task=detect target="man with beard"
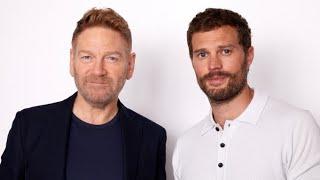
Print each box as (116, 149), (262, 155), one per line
(0, 8), (166, 180)
(172, 8), (320, 180)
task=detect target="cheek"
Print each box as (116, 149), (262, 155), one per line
(75, 63), (91, 73)
(108, 66), (127, 79)
(117, 63), (130, 74)
(192, 63), (207, 77)
(74, 67), (90, 82)
(223, 59), (243, 73)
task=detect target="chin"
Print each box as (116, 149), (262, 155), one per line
(206, 85), (227, 93)
(87, 96), (114, 107)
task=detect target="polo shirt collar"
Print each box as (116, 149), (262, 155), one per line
(201, 112), (217, 135)
(234, 90), (268, 125)
(201, 90), (268, 135)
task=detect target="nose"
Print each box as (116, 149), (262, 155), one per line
(208, 54), (222, 70)
(92, 59), (106, 76)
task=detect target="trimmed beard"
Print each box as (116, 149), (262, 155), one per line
(74, 73), (125, 109)
(198, 59), (249, 104)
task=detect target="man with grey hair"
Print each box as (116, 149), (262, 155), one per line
(0, 8), (166, 180)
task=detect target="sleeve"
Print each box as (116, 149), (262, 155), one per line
(156, 128), (167, 180)
(287, 111), (320, 180)
(172, 139), (180, 180)
(0, 111), (26, 180)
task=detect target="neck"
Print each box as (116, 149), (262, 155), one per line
(72, 94), (118, 125)
(210, 85), (254, 129)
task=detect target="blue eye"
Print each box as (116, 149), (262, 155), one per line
(80, 55), (92, 62)
(105, 55), (120, 62)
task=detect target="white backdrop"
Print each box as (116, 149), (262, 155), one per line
(1, 0), (319, 179)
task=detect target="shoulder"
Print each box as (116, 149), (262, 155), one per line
(119, 103), (166, 136)
(175, 116), (208, 148)
(172, 116), (208, 170)
(18, 95), (72, 117)
(262, 97), (319, 138)
(264, 97), (316, 125)
(13, 94), (75, 129)
(19, 100), (67, 117)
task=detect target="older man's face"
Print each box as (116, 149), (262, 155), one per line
(70, 26), (135, 107)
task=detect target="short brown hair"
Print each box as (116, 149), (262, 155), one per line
(187, 8), (251, 58)
(72, 8), (132, 50)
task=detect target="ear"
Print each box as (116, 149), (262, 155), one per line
(70, 48), (75, 77)
(246, 46), (254, 68)
(126, 52), (136, 80)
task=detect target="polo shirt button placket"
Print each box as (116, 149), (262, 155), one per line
(218, 142), (225, 171)
(216, 125), (226, 180)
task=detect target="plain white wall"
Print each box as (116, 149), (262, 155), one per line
(1, 0), (319, 179)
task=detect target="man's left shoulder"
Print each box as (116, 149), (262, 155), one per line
(121, 104), (166, 134)
(264, 97), (318, 129)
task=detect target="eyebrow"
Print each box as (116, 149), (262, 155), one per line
(104, 51), (123, 57)
(193, 44), (237, 54)
(193, 48), (209, 55)
(78, 50), (123, 57)
(78, 50), (93, 55)
(217, 44), (235, 49)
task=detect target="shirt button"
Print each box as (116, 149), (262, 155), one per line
(218, 163), (223, 168)
(215, 127), (220, 131)
(220, 143), (225, 148)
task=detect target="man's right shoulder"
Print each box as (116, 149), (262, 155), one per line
(176, 116), (209, 147)
(20, 100), (65, 114)
(13, 94), (75, 128)
(172, 116), (209, 173)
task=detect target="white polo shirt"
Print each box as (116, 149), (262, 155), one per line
(172, 91), (320, 180)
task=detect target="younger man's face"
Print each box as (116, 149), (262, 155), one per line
(191, 25), (254, 103)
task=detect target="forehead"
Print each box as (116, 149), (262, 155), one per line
(192, 26), (240, 49)
(74, 26), (129, 52)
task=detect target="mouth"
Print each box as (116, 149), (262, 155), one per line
(87, 82), (109, 86)
(89, 82), (107, 84)
(205, 75), (228, 87)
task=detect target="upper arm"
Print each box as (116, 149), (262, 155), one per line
(287, 111), (320, 180)
(172, 139), (181, 180)
(156, 128), (167, 180)
(0, 111), (26, 180)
